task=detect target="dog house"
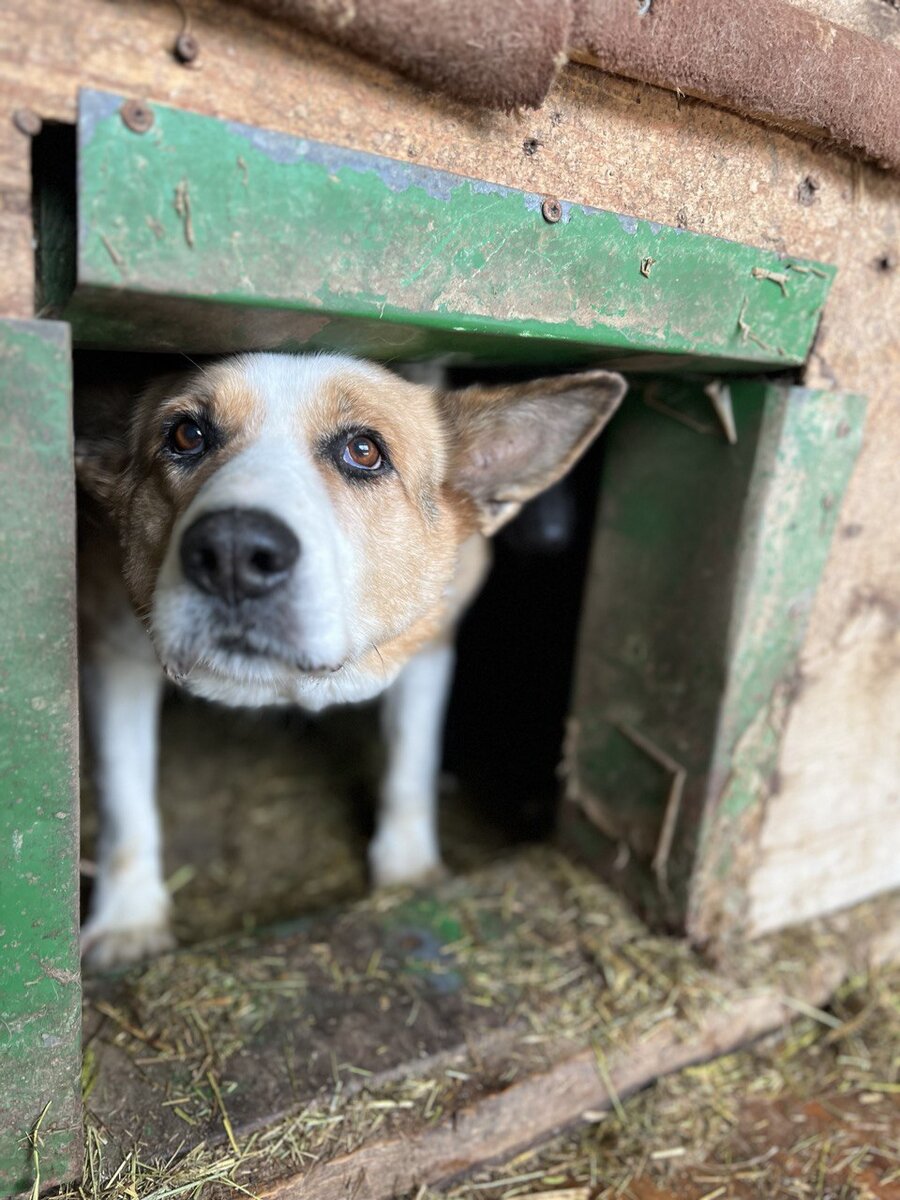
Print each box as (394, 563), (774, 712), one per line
(1, 1), (899, 1195)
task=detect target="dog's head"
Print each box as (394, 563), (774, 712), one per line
(77, 353), (625, 707)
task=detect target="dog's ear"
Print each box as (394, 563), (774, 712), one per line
(74, 436), (128, 507)
(443, 370), (626, 535)
(73, 372), (181, 506)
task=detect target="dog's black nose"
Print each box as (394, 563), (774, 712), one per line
(180, 508), (300, 603)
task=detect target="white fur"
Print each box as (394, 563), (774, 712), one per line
(80, 616), (172, 967)
(369, 640), (455, 886)
(81, 353), (619, 966)
(153, 358), (356, 698)
(84, 354), (451, 965)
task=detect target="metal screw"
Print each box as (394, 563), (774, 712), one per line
(541, 197), (562, 224)
(12, 108), (42, 137)
(174, 32), (199, 63)
(120, 99), (154, 134)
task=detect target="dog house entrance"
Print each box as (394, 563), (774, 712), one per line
(3, 88), (876, 1198)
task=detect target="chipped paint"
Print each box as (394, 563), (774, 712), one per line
(564, 382), (866, 938)
(70, 89), (834, 366)
(0, 319), (81, 1195)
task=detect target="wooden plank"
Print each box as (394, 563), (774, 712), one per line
(78, 850), (899, 1198)
(745, 588), (900, 934)
(61, 89), (833, 366)
(0, 93), (37, 318)
(0, 318), (81, 1195)
(560, 383), (868, 938)
(258, 992), (840, 1200)
(256, 888), (900, 1199)
(688, 387), (871, 941)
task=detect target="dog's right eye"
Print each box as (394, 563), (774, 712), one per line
(167, 418), (207, 457)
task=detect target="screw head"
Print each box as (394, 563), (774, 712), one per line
(541, 197), (562, 224)
(12, 108), (42, 137)
(174, 32), (199, 63)
(120, 99), (154, 134)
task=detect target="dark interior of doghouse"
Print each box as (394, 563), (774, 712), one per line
(74, 351), (609, 947)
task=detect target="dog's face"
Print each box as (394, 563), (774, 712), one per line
(78, 354), (625, 708)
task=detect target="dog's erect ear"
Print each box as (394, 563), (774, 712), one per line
(74, 437), (128, 507)
(443, 370), (627, 536)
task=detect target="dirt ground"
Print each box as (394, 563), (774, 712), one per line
(73, 696), (899, 1200)
(80, 692), (514, 943)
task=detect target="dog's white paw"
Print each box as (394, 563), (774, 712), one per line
(81, 919), (175, 970)
(81, 871), (174, 970)
(369, 819), (444, 888)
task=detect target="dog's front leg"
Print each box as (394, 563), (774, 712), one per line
(80, 645), (173, 968)
(369, 639), (455, 887)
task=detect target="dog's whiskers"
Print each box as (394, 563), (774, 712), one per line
(178, 352), (215, 385)
(371, 643), (387, 680)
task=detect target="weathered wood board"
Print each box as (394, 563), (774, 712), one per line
(76, 850), (900, 1200)
(0, 319), (82, 1195)
(561, 382), (878, 942)
(53, 89), (833, 371)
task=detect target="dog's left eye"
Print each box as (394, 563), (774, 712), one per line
(167, 418), (207, 457)
(342, 435), (383, 471)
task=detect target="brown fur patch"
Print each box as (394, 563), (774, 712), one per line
(80, 355), (624, 688)
(302, 367), (464, 649)
(111, 363), (271, 613)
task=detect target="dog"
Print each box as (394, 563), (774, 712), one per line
(75, 353), (626, 967)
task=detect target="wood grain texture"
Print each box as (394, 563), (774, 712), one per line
(0, 109), (35, 318)
(562, 384), (872, 939)
(67, 88), (833, 366)
(258, 902), (900, 1200)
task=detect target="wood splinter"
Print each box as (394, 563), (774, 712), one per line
(614, 722), (687, 895)
(704, 381), (738, 445)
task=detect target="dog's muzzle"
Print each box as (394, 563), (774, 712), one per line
(180, 507), (300, 605)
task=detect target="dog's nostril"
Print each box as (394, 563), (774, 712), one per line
(250, 548), (278, 574)
(181, 508), (300, 602)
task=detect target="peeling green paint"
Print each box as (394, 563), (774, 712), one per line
(688, 389), (867, 939)
(562, 384), (866, 938)
(0, 320), (82, 1194)
(63, 90), (834, 366)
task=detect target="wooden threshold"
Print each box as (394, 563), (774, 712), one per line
(79, 849), (900, 1200)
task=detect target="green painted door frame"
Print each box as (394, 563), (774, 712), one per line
(40, 90), (833, 369)
(561, 382), (866, 939)
(0, 319), (82, 1195)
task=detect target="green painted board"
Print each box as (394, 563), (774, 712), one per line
(561, 383), (866, 937)
(61, 89), (834, 367)
(0, 320), (82, 1194)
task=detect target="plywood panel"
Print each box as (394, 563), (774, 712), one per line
(747, 597), (900, 933)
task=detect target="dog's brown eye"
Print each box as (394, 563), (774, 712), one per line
(169, 418), (206, 456)
(342, 435), (383, 471)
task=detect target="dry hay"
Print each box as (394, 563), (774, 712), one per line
(425, 971), (900, 1200)
(56, 848), (899, 1200)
